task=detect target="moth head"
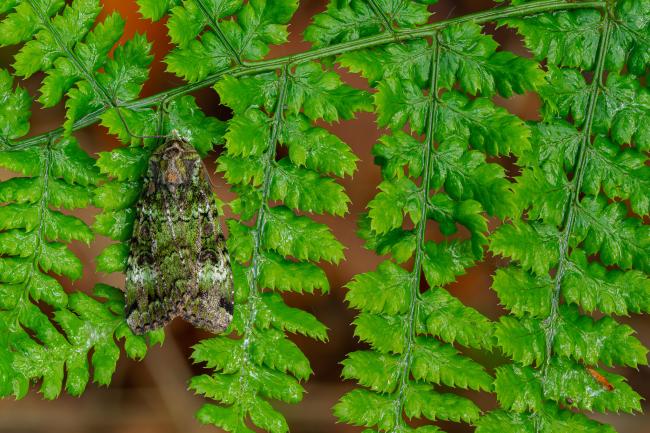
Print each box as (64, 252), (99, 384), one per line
(153, 138), (202, 190)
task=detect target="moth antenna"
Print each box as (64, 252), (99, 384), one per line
(201, 158), (224, 192)
(116, 100), (225, 202)
(113, 104), (169, 142)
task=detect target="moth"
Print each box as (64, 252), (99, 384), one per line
(125, 135), (234, 335)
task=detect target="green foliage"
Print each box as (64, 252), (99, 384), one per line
(2, 0), (649, 432)
(313, 2), (546, 430)
(0, 0), (153, 130)
(0, 284), (163, 399)
(155, 0), (299, 82)
(305, 0), (437, 48)
(478, 1), (650, 432)
(187, 60), (368, 432)
(0, 70), (162, 399)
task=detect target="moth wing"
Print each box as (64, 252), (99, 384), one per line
(125, 202), (185, 335)
(180, 208), (234, 333)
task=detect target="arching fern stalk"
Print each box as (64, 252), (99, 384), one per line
(478, 1), (650, 432)
(311, 1), (545, 431)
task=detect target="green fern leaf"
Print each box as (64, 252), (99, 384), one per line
(286, 62), (373, 122)
(608, 0), (650, 73)
(563, 250), (650, 315)
(480, 406), (617, 433)
(490, 222), (560, 275)
(257, 251), (329, 294)
(501, 9), (602, 70)
(593, 72), (650, 150)
(404, 384), (480, 423)
(357, 214), (416, 264)
(95, 242), (129, 273)
(189, 42), (365, 429)
(439, 22), (544, 96)
(341, 350), (400, 393)
(3, 1), (649, 432)
(411, 338), (492, 391)
(346, 260), (410, 315)
(281, 114), (358, 177)
(136, 0), (180, 21)
(495, 358), (641, 414)
(417, 288), (494, 349)
(367, 178), (421, 233)
(263, 206), (344, 263)
(270, 158), (350, 216)
(339, 39), (432, 87)
(1, 0), (154, 129)
(492, 267), (552, 317)
(334, 389), (400, 431)
(162, 0), (298, 82)
(0, 69), (30, 140)
(325, 7), (546, 429)
(305, 0), (435, 48)
(256, 293), (328, 341)
(573, 196), (649, 271)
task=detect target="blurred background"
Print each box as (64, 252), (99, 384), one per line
(0, 1), (648, 432)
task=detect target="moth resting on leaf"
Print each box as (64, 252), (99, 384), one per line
(125, 136), (234, 335)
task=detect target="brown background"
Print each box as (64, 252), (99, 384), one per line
(0, 1), (648, 432)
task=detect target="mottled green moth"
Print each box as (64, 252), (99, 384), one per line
(125, 136), (234, 335)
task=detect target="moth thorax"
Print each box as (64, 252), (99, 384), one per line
(160, 155), (199, 190)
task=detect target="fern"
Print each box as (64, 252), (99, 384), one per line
(151, 0), (298, 82)
(1, 0), (648, 432)
(477, 1), (650, 432)
(0, 0), (164, 399)
(184, 61), (370, 432)
(0, 68), (162, 398)
(310, 1), (544, 431)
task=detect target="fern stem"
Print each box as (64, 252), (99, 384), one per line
(192, 0), (244, 66)
(10, 138), (52, 324)
(9, 0), (605, 150)
(32, 140), (51, 272)
(237, 65), (290, 402)
(390, 33), (441, 432)
(537, 11), (612, 432)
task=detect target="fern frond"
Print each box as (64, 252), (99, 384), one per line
(322, 2), (543, 430)
(136, 0), (181, 21)
(305, 0), (435, 48)
(188, 60), (370, 433)
(479, 1), (650, 431)
(2, 1), (648, 432)
(0, 71), (162, 399)
(0, 0), (154, 130)
(139, 0), (298, 83)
